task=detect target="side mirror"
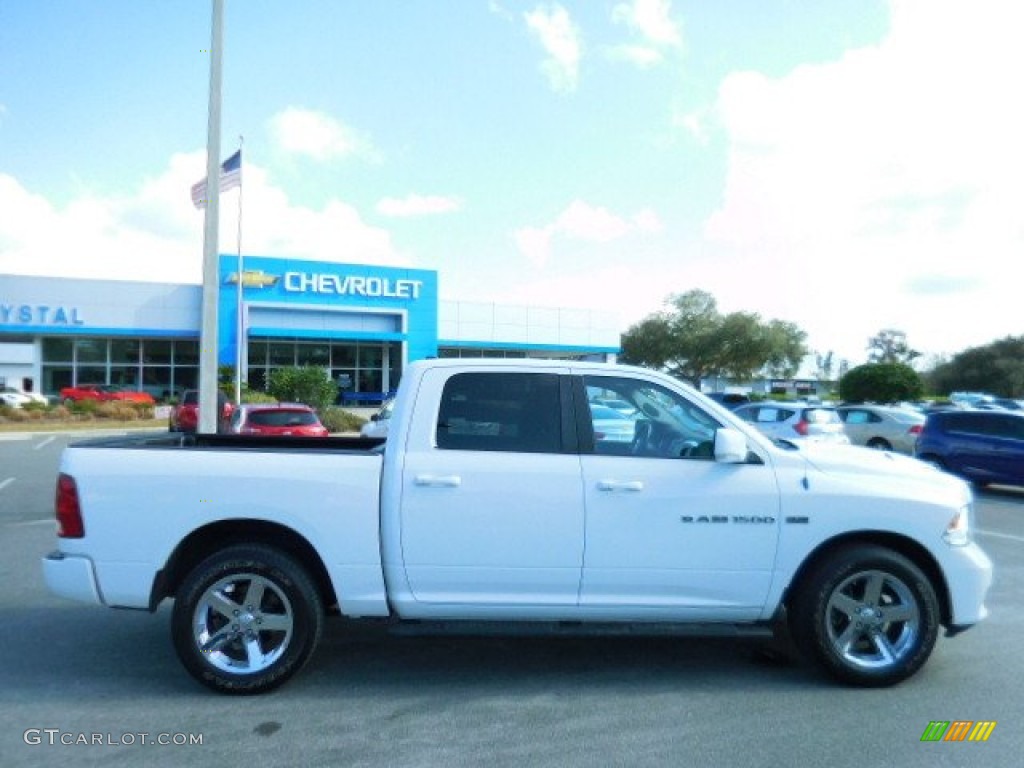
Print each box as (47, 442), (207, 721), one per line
(370, 413), (380, 422)
(714, 427), (749, 463)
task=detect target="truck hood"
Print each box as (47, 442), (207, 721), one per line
(793, 442), (970, 498)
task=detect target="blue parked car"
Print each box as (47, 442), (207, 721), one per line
(915, 410), (1024, 488)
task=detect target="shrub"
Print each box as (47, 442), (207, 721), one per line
(68, 399), (99, 415)
(96, 402), (140, 421)
(267, 367), (339, 412)
(241, 391), (278, 404)
(839, 363), (924, 403)
(1, 406), (28, 422)
(319, 407), (366, 435)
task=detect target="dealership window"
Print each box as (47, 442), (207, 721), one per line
(39, 337), (198, 399)
(438, 346), (603, 361)
(246, 338), (401, 397)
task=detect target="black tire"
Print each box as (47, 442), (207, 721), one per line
(171, 544), (323, 694)
(866, 438), (892, 451)
(789, 545), (939, 687)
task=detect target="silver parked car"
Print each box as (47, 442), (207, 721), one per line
(589, 404), (637, 444)
(733, 402), (850, 444)
(837, 404), (925, 454)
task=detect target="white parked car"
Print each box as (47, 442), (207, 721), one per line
(733, 402), (850, 445)
(1, 386), (46, 408)
(360, 399), (394, 438)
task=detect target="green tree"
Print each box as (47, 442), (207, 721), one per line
(816, 350), (835, 382)
(926, 335), (1024, 397)
(839, 363), (924, 403)
(620, 290), (808, 385)
(267, 366), (339, 412)
(867, 329), (921, 365)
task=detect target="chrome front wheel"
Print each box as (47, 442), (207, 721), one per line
(824, 569), (920, 670)
(790, 545), (939, 687)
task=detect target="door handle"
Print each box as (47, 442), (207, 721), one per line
(597, 480), (644, 492)
(414, 474), (462, 488)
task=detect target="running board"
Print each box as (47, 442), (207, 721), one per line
(388, 620), (775, 640)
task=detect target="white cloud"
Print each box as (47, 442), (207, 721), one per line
(612, 0), (681, 46)
(524, 4), (582, 93)
(701, 0), (1024, 361)
(0, 152), (406, 285)
(375, 194), (462, 217)
(606, 44), (662, 69)
(514, 199), (662, 265)
(268, 107), (375, 162)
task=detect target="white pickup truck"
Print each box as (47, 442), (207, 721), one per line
(43, 359), (993, 694)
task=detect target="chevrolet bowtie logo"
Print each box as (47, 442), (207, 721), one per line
(224, 270), (280, 288)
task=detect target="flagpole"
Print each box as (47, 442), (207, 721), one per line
(198, 0), (224, 435)
(234, 135), (244, 406)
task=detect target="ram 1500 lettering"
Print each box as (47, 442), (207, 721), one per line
(43, 359), (993, 694)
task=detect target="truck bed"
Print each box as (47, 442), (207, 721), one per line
(69, 431), (386, 453)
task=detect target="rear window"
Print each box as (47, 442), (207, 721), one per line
(436, 372), (561, 453)
(248, 409), (318, 427)
(803, 408), (841, 424)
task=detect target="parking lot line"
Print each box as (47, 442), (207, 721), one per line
(977, 528), (1024, 544)
(0, 478), (14, 492)
(33, 436), (57, 451)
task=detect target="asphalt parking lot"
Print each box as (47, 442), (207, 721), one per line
(1, 430), (1021, 767)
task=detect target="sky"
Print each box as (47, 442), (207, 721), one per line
(1, 0), (1022, 369)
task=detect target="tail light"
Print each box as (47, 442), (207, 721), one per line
(794, 419), (809, 436)
(908, 424), (922, 436)
(55, 473), (85, 538)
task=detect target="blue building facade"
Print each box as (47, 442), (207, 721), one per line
(2, 256), (619, 399)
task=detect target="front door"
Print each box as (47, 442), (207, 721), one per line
(578, 374), (781, 621)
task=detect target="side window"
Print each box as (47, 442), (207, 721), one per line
(436, 372), (561, 453)
(844, 410), (868, 425)
(583, 375), (721, 460)
(736, 408), (757, 423)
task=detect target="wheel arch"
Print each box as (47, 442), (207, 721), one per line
(782, 531), (952, 627)
(150, 519), (338, 613)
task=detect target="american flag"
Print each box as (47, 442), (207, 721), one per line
(190, 150), (242, 209)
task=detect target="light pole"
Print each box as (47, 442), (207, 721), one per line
(198, 0), (224, 434)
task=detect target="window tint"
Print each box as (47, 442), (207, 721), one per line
(248, 409), (318, 427)
(943, 413), (997, 437)
(584, 375), (720, 459)
(437, 372), (561, 453)
(804, 408), (841, 424)
(842, 410), (869, 424)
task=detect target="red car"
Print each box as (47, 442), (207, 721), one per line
(60, 383), (156, 406)
(227, 403), (329, 437)
(169, 390), (234, 433)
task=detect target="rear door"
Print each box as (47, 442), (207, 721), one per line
(398, 367), (585, 610)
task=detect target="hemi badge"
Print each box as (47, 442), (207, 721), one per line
(785, 516), (810, 524)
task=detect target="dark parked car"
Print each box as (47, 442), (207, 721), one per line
(915, 410), (1024, 488)
(705, 392), (751, 410)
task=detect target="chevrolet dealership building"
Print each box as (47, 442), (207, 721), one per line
(1, 256), (620, 400)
